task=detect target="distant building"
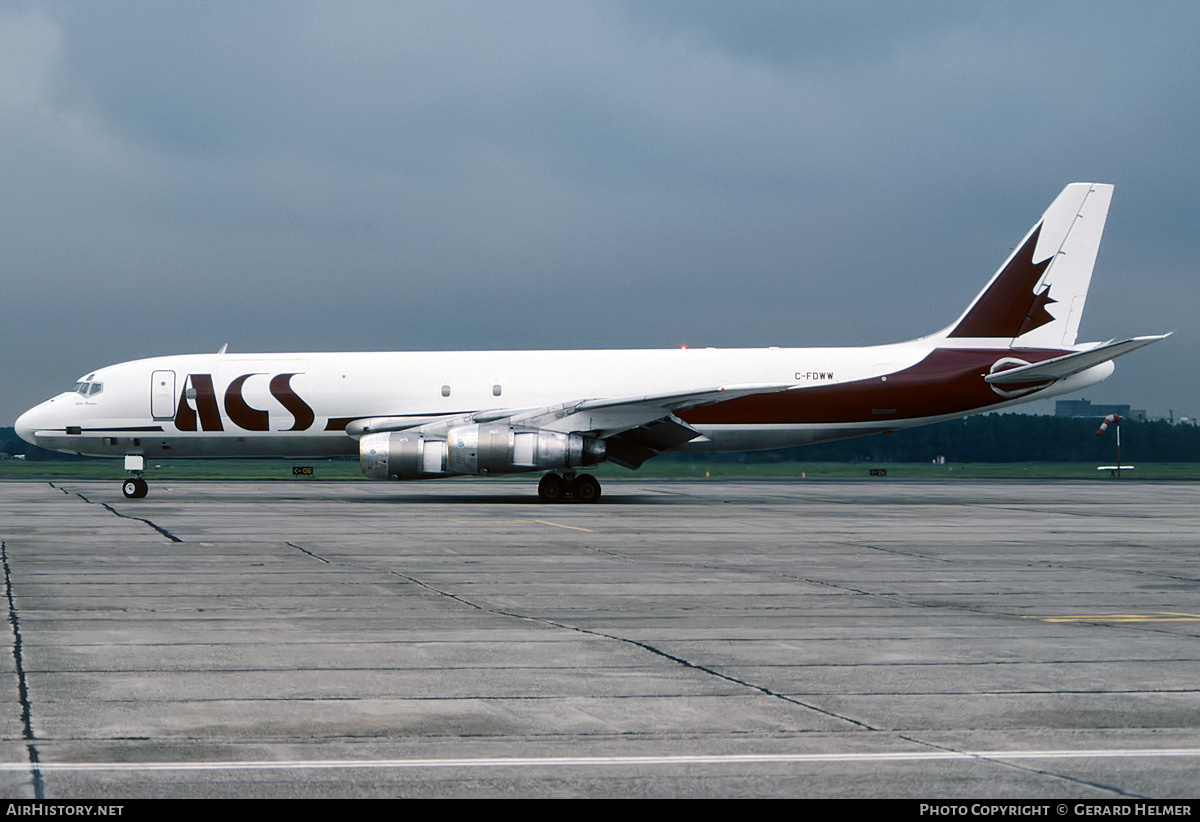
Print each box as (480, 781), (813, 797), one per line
(1055, 399), (1146, 421)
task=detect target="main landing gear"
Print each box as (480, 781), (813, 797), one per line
(122, 454), (148, 499)
(538, 471), (602, 503)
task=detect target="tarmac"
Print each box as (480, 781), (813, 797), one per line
(1, 476), (1198, 798)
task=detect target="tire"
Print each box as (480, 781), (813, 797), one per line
(538, 473), (567, 502)
(574, 474), (601, 502)
(122, 478), (148, 499)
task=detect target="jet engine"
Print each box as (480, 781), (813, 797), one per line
(359, 430), (449, 480)
(360, 424), (606, 480)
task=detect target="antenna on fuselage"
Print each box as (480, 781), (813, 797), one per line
(217, 343), (229, 355)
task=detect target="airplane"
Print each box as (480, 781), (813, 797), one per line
(15, 183), (1167, 502)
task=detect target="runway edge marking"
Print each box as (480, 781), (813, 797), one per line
(2, 748), (1199, 773)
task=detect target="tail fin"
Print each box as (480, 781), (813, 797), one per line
(942, 183), (1113, 346)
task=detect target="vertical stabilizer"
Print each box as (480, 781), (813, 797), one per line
(944, 183), (1113, 346)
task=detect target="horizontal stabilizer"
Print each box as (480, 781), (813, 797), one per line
(985, 334), (1171, 385)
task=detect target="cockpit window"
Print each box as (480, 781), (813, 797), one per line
(72, 380), (103, 397)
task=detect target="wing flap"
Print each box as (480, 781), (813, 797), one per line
(604, 416), (701, 469)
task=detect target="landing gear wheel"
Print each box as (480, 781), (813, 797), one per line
(574, 474), (601, 502)
(122, 478), (148, 499)
(538, 473), (567, 502)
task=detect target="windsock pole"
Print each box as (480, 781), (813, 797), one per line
(1097, 414), (1122, 477)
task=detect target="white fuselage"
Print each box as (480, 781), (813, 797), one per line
(16, 340), (1110, 463)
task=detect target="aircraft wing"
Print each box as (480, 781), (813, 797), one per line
(508, 383), (792, 433)
(345, 382), (795, 469)
(985, 334), (1171, 385)
(507, 383), (796, 468)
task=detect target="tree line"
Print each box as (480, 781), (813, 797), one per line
(674, 414), (1200, 464)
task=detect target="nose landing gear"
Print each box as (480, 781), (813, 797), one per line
(538, 471), (602, 503)
(122, 454), (149, 498)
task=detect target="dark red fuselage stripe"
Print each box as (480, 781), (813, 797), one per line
(681, 348), (1065, 425)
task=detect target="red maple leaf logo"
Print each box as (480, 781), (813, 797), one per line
(949, 224), (1056, 338)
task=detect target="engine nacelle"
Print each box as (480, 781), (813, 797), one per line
(360, 425), (606, 480)
(360, 431), (450, 480)
(446, 423), (606, 475)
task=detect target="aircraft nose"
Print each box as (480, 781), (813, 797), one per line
(14, 405), (42, 446)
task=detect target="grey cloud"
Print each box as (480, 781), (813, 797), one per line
(2, 1), (1195, 423)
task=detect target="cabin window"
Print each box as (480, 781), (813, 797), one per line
(441, 385), (451, 397)
(493, 384), (502, 397)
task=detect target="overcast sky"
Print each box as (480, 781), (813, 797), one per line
(3, 1), (1196, 425)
